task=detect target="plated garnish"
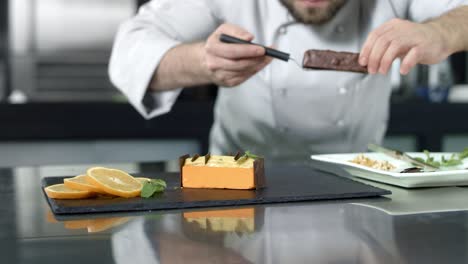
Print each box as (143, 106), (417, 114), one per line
(313, 152), (468, 188)
(44, 167), (166, 200)
(367, 143), (438, 170)
(414, 149), (468, 168)
(349, 147), (468, 173)
(349, 154), (396, 171)
(141, 179), (167, 198)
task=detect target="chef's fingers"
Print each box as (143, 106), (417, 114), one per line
(240, 56), (272, 77)
(206, 56), (270, 72)
(256, 56), (273, 71)
(400, 47), (421, 75)
(359, 20), (397, 66)
(207, 24), (264, 60)
(235, 57), (272, 81)
(377, 42), (403, 75)
(212, 23), (255, 42)
(213, 57), (272, 87)
(367, 33), (394, 74)
(212, 70), (250, 87)
(207, 42), (265, 60)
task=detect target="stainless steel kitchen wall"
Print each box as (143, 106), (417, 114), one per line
(10, 0), (135, 102)
(0, 0), (9, 101)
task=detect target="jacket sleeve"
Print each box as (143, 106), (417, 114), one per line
(408, 0), (468, 22)
(109, 0), (221, 119)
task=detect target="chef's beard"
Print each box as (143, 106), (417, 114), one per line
(279, 0), (346, 25)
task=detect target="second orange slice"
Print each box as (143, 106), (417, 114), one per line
(86, 167), (142, 198)
(64, 175), (107, 194)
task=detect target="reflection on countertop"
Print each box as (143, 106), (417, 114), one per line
(111, 203), (468, 264)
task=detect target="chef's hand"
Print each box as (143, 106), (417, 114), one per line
(359, 18), (451, 75)
(201, 23), (272, 87)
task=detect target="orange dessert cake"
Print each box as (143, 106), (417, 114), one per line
(179, 153), (265, 190)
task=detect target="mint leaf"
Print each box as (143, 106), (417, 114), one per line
(423, 150), (431, 160)
(141, 179), (167, 198)
(459, 148), (468, 160)
(151, 179), (167, 188)
(245, 151), (261, 159)
(440, 154), (462, 167)
(237, 151), (262, 164)
(414, 157), (425, 163)
(141, 183), (156, 198)
(418, 151), (463, 168)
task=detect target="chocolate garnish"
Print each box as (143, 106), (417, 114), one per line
(303, 50), (368, 73)
(178, 154), (190, 187)
(191, 154), (200, 162)
(234, 151), (242, 161)
(253, 158), (266, 190)
(204, 153), (211, 164)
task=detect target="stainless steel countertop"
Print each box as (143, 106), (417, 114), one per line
(2, 161), (468, 264)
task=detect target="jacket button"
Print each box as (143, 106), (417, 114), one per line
(278, 26), (288, 35)
(335, 25), (345, 33)
(279, 88), (288, 96)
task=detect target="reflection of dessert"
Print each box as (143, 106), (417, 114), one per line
(179, 153), (265, 190)
(183, 208), (255, 233)
(86, 217), (131, 233)
(179, 207), (264, 256)
(350, 154), (396, 171)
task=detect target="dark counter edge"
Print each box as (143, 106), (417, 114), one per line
(1, 100), (467, 152)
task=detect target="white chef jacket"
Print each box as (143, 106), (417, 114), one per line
(109, 0), (467, 161)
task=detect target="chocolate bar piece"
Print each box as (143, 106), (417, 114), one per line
(303, 50), (368, 73)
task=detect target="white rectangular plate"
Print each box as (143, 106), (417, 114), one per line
(311, 152), (468, 188)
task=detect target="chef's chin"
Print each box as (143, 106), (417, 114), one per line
(279, 0), (346, 25)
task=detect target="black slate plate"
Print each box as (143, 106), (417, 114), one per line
(42, 165), (391, 215)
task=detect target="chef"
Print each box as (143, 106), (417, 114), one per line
(109, 0), (468, 162)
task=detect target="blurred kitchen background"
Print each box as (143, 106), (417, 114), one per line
(0, 0), (468, 167)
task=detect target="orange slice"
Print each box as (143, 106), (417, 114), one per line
(44, 184), (94, 199)
(64, 175), (108, 194)
(45, 210), (58, 223)
(86, 167), (142, 198)
(87, 217), (130, 233)
(64, 220), (92, 230)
